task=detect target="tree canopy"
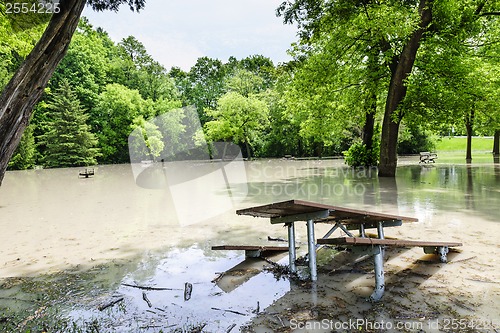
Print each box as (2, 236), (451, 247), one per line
(1, 0), (499, 181)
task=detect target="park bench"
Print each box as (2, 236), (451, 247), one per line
(419, 151), (438, 163)
(317, 237), (462, 301)
(79, 168), (94, 178)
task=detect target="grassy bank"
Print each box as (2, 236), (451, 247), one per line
(435, 136), (494, 152)
(432, 137), (496, 163)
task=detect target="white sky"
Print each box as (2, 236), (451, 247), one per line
(82, 0), (298, 71)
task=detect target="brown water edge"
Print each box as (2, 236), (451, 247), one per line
(0, 159), (499, 332)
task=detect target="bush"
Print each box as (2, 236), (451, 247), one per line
(343, 141), (379, 167)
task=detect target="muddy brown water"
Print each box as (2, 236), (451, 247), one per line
(0, 159), (499, 332)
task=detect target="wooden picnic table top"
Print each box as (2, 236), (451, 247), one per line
(236, 199), (418, 225)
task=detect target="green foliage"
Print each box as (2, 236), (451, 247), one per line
(184, 57), (229, 124)
(91, 83), (149, 164)
(130, 115), (164, 160)
(225, 68), (265, 97)
(8, 123), (36, 170)
(112, 35), (178, 101)
(204, 91), (269, 158)
(49, 18), (111, 111)
(37, 80), (99, 168)
(0, 8), (47, 89)
(397, 124), (436, 154)
(343, 140), (379, 168)
(86, 0), (146, 12)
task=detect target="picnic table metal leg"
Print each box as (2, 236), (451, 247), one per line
(307, 219), (317, 281)
(337, 222), (354, 237)
(425, 246), (449, 263)
(287, 222), (296, 273)
(359, 224), (366, 237)
(315, 224), (339, 250)
(437, 246), (449, 263)
(377, 221), (385, 257)
(377, 221), (385, 239)
(370, 245), (385, 302)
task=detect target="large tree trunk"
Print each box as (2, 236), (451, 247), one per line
(0, 0), (86, 185)
(378, 0), (433, 177)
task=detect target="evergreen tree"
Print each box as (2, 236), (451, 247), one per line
(38, 80), (99, 168)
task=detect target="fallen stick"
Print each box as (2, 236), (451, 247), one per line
(211, 307), (248, 316)
(226, 323), (237, 332)
(98, 297), (124, 311)
(450, 256), (476, 264)
(122, 283), (181, 291)
(212, 272), (225, 283)
(142, 292), (152, 308)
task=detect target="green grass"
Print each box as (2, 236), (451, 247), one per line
(435, 151), (496, 164)
(428, 136), (497, 164)
(435, 136), (494, 152)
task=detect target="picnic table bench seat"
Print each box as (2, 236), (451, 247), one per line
(317, 237), (462, 262)
(317, 237), (462, 301)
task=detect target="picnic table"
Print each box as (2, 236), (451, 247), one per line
(233, 199), (461, 301)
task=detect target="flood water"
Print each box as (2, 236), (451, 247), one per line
(0, 158), (499, 332)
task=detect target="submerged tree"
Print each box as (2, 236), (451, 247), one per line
(38, 80), (99, 168)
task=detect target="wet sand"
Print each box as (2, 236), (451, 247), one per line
(0, 159), (499, 331)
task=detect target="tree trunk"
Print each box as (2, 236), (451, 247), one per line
(378, 0), (433, 177)
(362, 111), (375, 150)
(465, 109), (474, 163)
(362, 94), (376, 151)
(493, 129), (499, 155)
(466, 130), (472, 163)
(0, 0), (86, 185)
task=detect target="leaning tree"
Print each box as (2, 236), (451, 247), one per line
(0, 0), (145, 185)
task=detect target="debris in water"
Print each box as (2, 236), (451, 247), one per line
(142, 291), (152, 308)
(98, 297), (124, 311)
(184, 282), (193, 301)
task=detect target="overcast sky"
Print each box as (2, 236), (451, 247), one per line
(82, 0), (298, 71)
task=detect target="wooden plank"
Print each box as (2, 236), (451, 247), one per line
(211, 245), (290, 252)
(317, 237), (462, 248)
(343, 220), (402, 230)
(236, 199), (418, 224)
